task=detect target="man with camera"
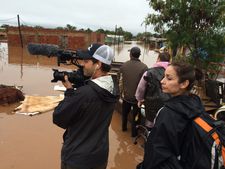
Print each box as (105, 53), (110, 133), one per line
(53, 43), (118, 169)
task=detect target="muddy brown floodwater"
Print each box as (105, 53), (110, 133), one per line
(0, 42), (157, 169)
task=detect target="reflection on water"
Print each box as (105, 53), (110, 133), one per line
(109, 111), (144, 169)
(0, 42), (8, 71)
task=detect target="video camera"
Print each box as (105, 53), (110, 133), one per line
(27, 43), (89, 88)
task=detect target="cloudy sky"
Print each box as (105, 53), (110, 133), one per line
(0, 0), (154, 35)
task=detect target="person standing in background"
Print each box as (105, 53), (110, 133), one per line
(135, 52), (170, 129)
(119, 46), (148, 138)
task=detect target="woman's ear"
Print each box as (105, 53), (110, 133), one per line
(180, 80), (189, 89)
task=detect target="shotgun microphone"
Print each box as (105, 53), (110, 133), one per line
(27, 43), (60, 56)
(26, 43), (88, 87)
(27, 43), (81, 66)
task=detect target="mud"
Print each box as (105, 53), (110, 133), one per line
(0, 85), (24, 104)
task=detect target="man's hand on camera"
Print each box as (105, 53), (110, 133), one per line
(62, 75), (73, 89)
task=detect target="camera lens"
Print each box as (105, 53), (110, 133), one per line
(51, 69), (89, 88)
(51, 69), (67, 82)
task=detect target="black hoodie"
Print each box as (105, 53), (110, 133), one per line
(53, 79), (118, 168)
(142, 94), (207, 169)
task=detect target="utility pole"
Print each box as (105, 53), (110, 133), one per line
(17, 14), (23, 48)
(114, 25), (117, 45)
(114, 25), (117, 53)
(145, 24), (147, 47)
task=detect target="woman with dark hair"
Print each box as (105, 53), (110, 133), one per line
(138, 62), (208, 169)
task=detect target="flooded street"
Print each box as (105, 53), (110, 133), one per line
(0, 42), (157, 169)
(113, 42), (158, 68)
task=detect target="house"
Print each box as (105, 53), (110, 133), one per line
(105, 34), (124, 45)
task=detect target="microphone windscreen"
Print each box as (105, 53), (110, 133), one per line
(27, 43), (59, 56)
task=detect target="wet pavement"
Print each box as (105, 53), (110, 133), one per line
(0, 42), (157, 169)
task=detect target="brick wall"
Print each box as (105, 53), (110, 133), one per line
(7, 26), (105, 50)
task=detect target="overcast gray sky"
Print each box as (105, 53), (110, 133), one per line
(0, 0), (154, 35)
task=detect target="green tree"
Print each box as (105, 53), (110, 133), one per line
(34, 25), (43, 29)
(115, 27), (133, 40)
(145, 0), (225, 69)
(116, 27), (124, 35)
(1, 24), (10, 28)
(96, 27), (133, 41)
(65, 24), (77, 31)
(96, 28), (106, 34)
(85, 28), (93, 32)
(56, 26), (64, 30)
(123, 31), (133, 41)
(136, 32), (153, 42)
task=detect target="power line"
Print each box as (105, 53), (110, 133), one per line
(19, 17), (32, 26)
(0, 17), (17, 21)
(0, 16), (34, 27)
(0, 21), (17, 25)
(0, 16), (17, 26)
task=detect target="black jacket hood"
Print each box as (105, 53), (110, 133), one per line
(164, 94), (205, 119)
(142, 94), (206, 169)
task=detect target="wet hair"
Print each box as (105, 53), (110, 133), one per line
(158, 52), (170, 62)
(91, 58), (111, 72)
(130, 52), (140, 58)
(170, 62), (203, 91)
(130, 47), (141, 58)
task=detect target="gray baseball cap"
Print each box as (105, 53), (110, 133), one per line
(77, 43), (114, 65)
